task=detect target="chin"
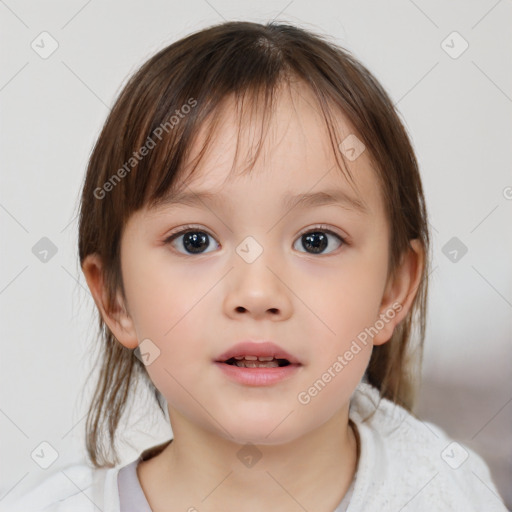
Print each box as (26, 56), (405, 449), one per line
(213, 410), (304, 446)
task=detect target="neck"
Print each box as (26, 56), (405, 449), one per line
(138, 406), (359, 512)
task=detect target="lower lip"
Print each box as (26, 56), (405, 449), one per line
(214, 362), (301, 386)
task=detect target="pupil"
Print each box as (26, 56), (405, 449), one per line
(303, 232), (327, 254)
(183, 232), (209, 253)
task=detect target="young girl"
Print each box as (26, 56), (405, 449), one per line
(12, 20), (508, 512)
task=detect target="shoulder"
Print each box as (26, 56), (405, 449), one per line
(348, 382), (509, 511)
(3, 462), (121, 512)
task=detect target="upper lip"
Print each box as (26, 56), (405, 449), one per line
(215, 341), (301, 365)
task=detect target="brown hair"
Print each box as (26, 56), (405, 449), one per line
(78, 20), (430, 468)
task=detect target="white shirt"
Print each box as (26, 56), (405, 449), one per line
(5, 381), (509, 511)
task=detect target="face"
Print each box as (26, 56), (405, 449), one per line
(112, 82), (402, 445)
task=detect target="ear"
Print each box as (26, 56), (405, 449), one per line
(372, 239), (425, 346)
(81, 253), (139, 350)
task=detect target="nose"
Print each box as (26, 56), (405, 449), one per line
(223, 251), (293, 321)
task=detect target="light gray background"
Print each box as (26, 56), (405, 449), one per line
(1, 0), (511, 508)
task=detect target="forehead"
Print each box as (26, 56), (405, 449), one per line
(156, 81), (385, 219)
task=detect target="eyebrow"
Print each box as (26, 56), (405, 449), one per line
(154, 188), (369, 214)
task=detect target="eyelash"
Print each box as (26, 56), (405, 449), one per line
(163, 224), (347, 256)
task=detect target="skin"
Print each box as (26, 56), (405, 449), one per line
(83, 80), (424, 511)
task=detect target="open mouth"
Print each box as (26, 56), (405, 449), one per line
(223, 356), (291, 368)
(216, 349), (301, 385)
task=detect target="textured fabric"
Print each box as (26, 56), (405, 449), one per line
(7, 381), (509, 512)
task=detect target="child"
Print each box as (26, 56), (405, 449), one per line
(11, 20), (508, 512)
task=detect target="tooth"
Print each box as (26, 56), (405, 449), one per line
(234, 356), (244, 360)
(234, 360), (280, 368)
(244, 356), (258, 361)
(257, 356), (274, 361)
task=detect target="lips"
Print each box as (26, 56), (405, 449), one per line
(215, 341), (302, 366)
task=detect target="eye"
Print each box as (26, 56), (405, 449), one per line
(164, 225), (219, 255)
(293, 225), (346, 255)
(164, 224), (346, 256)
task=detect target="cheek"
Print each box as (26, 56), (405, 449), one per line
(299, 255), (386, 344)
(122, 251), (221, 371)
(127, 270), (209, 416)
(122, 247), (206, 339)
